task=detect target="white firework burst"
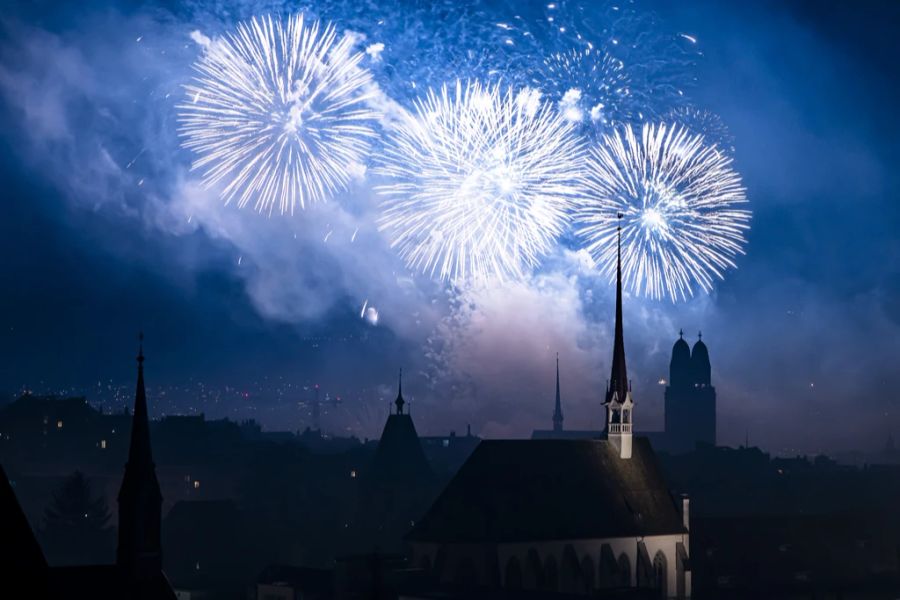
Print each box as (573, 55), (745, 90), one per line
(376, 81), (587, 283)
(178, 15), (378, 215)
(575, 123), (751, 301)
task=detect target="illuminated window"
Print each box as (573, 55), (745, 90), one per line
(57, 420), (63, 429)
(193, 480), (200, 489)
(100, 440), (107, 449)
(350, 470), (357, 478)
(442, 439), (449, 448)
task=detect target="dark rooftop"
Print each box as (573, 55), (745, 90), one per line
(409, 437), (685, 543)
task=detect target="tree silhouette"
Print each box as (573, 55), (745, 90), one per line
(41, 471), (113, 565)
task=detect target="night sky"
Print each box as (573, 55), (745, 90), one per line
(0, 0), (898, 455)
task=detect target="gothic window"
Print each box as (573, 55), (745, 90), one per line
(504, 556), (523, 589)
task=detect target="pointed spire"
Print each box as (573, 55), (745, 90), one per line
(606, 214), (628, 405)
(394, 368), (405, 415)
(127, 332), (153, 468)
(553, 353), (564, 432)
(118, 333), (163, 578)
(679, 328), (684, 339)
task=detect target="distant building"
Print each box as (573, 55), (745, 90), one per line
(351, 371), (437, 554)
(663, 332), (716, 453)
(408, 230), (691, 597)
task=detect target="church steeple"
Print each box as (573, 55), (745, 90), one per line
(552, 353), (564, 432)
(117, 333), (163, 579)
(606, 216), (628, 406)
(394, 368), (405, 415)
(605, 216), (633, 459)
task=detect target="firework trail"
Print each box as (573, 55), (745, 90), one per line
(178, 14), (378, 215)
(376, 80), (586, 283)
(575, 123), (750, 301)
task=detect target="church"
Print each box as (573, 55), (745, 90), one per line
(406, 229), (691, 598)
(534, 328), (717, 454)
(0, 339), (176, 599)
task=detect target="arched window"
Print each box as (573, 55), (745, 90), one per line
(653, 550), (668, 598)
(560, 545), (581, 593)
(504, 556), (523, 589)
(524, 548), (543, 590)
(543, 555), (559, 592)
(599, 545), (618, 588)
(453, 556), (478, 588)
(617, 553), (631, 587)
(636, 543), (654, 588)
(581, 555), (596, 593)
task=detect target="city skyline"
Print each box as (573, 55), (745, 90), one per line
(1, 0), (898, 456)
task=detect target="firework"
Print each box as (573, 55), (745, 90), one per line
(666, 105), (735, 154)
(376, 81), (586, 283)
(178, 15), (377, 215)
(575, 123), (750, 301)
(541, 47), (632, 128)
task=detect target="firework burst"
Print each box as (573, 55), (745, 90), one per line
(666, 105), (736, 154)
(376, 81), (586, 283)
(541, 47), (632, 128)
(178, 15), (378, 215)
(575, 123), (750, 301)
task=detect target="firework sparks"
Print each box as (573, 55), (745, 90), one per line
(376, 81), (586, 283)
(541, 47), (632, 128)
(575, 123), (750, 301)
(666, 105), (736, 154)
(178, 15), (378, 215)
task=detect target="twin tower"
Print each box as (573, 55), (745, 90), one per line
(664, 330), (716, 453)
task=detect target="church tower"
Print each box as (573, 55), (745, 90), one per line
(117, 334), (163, 580)
(605, 218), (633, 459)
(552, 353), (564, 432)
(664, 331), (717, 453)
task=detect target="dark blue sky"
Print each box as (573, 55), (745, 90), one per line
(0, 0), (898, 454)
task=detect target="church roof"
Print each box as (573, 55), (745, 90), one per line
(408, 437), (685, 543)
(0, 464), (48, 576)
(366, 413), (432, 486)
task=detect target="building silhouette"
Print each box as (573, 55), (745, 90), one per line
(664, 331), (717, 453)
(534, 331), (718, 454)
(407, 225), (691, 597)
(351, 369), (436, 554)
(0, 337), (176, 599)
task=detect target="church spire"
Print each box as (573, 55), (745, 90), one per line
(552, 353), (564, 432)
(127, 333), (153, 467)
(606, 214), (628, 405)
(395, 368), (405, 415)
(117, 333), (163, 579)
